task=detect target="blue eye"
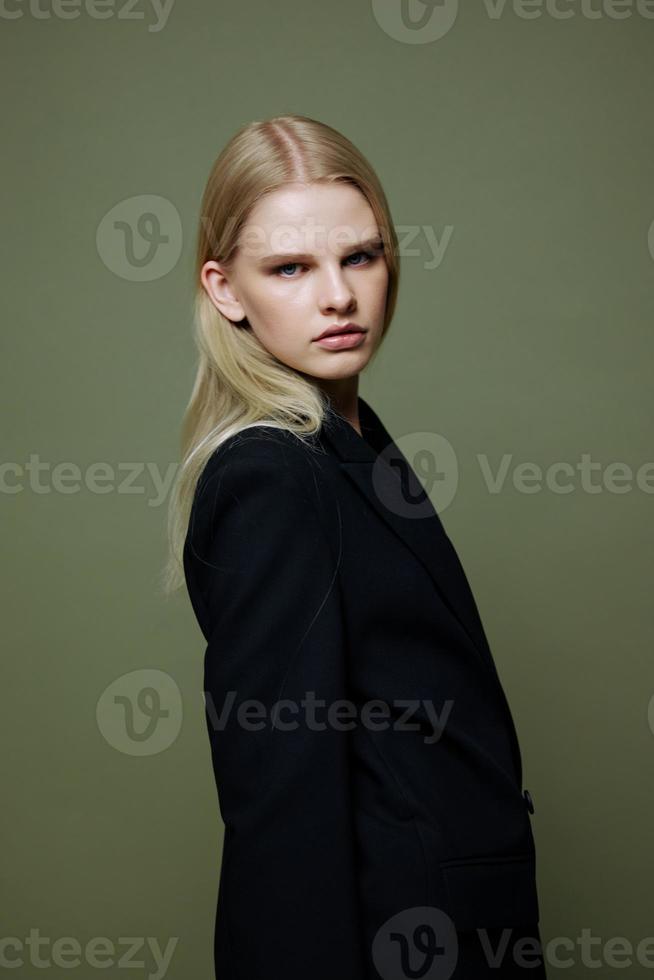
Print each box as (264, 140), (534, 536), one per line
(277, 263), (300, 278)
(346, 250), (372, 267)
(273, 249), (379, 278)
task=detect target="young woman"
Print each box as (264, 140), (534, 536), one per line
(165, 114), (547, 980)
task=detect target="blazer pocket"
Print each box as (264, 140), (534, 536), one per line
(439, 853), (540, 930)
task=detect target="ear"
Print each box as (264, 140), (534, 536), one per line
(200, 260), (246, 323)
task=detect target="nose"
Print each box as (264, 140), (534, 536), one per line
(318, 264), (356, 315)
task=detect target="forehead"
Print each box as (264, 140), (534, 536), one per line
(237, 182), (380, 259)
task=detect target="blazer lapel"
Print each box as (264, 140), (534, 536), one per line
(317, 394), (524, 785)
(318, 395), (497, 676)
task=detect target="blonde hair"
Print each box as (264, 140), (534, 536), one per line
(161, 114), (400, 595)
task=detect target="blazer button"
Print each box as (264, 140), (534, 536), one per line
(523, 789), (535, 814)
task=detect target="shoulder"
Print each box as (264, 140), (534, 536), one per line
(195, 424), (327, 503)
(185, 425), (342, 576)
(188, 425), (340, 547)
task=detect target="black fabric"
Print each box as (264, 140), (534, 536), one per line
(183, 395), (545, 980)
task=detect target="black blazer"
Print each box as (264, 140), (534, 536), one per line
(183, 395), (542, 980)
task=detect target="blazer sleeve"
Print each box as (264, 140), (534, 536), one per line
(184, 443), (367, 980)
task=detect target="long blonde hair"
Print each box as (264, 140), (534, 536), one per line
(161, 114), (400, 595)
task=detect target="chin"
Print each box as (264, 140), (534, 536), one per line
(311, 353), (371, 378)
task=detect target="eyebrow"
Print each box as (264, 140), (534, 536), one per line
(257, 235), (385, 265)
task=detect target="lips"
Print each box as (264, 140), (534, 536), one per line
(314, 323), (365, 341)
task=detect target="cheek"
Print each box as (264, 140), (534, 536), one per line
(248, 293), (307, 350)
(365, 264), (390, 311)
(246, 288), (288, 332)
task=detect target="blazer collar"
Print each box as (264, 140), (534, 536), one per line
(318, 395), (497, 675)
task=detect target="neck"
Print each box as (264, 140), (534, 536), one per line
(318, 377), (361, 435)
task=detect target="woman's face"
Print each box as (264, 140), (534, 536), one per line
(201, 182), (390, 383)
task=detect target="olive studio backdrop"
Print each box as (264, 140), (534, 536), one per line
(2, 2), (653, 978)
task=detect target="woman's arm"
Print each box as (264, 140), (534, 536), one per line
(184, 440), (367, 980)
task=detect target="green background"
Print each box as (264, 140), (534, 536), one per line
(3, 1), (653, 976)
